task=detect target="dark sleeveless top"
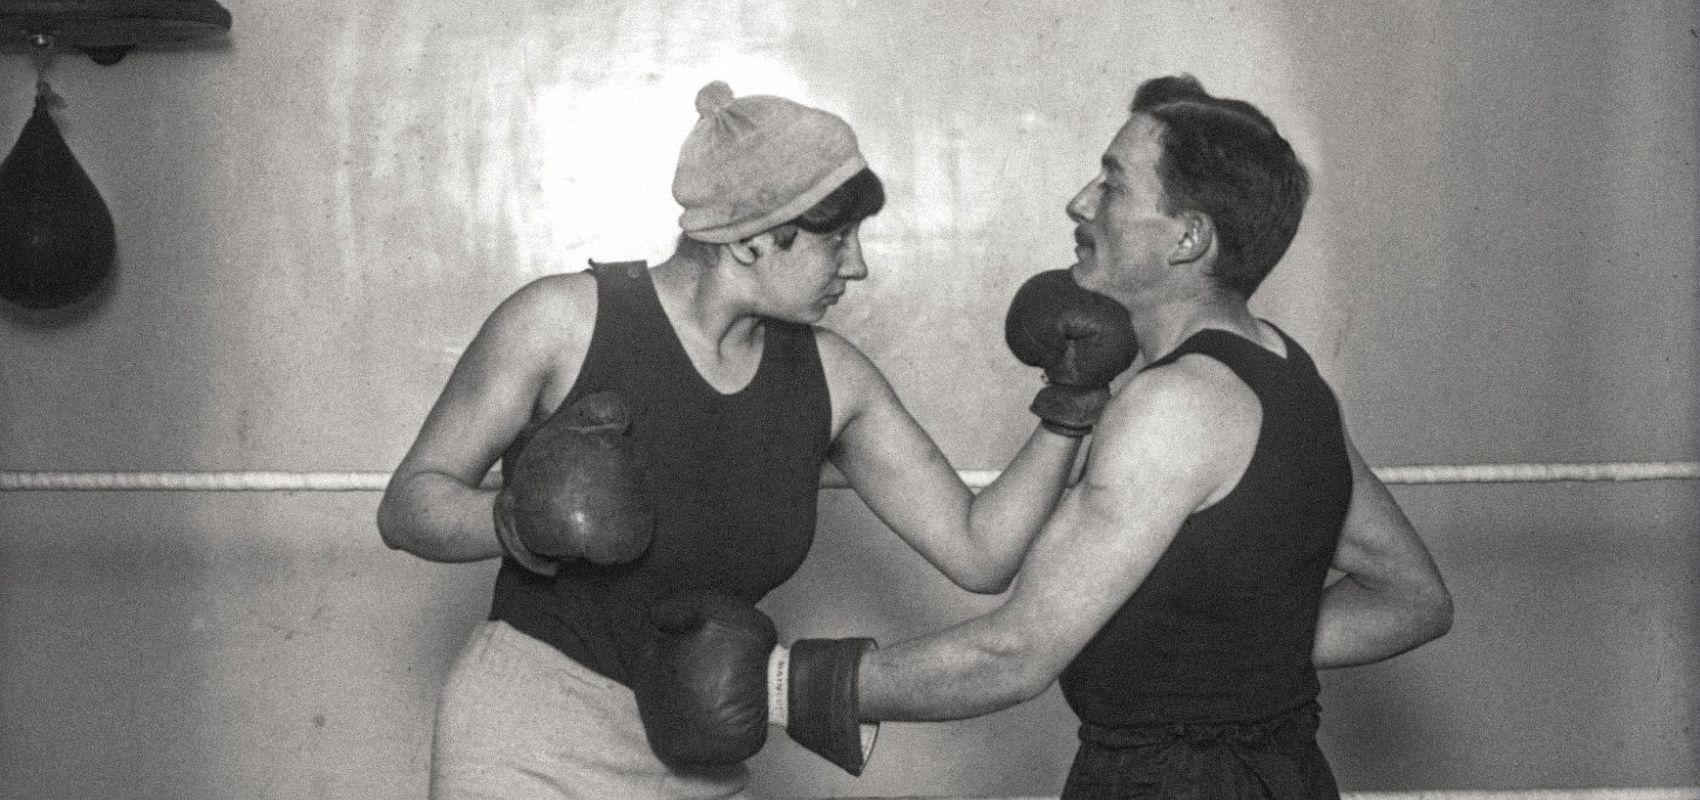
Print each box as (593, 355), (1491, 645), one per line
(1059, 326), (1352, 727)
(489, 261), (833, 687)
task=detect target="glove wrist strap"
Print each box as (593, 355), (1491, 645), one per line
(1031, 384), (1111, 438)
(767, 644), (790, 727)
(786, 637), (879, 776)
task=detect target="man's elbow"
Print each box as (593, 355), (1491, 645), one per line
(1390, 580), (1453, 651)
(1419, 585), (1455, 643)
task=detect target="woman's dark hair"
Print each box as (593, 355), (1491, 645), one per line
(772, 167), (885, 247)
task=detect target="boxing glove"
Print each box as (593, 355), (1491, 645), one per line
(635, 592), (878, 775)
(493, 389), (656, 575)
(1004, 269), (1140, 436)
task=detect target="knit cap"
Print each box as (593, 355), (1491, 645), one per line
(672, 81), (867, 243)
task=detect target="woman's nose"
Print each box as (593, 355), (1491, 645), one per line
(838, 235), (869, 280)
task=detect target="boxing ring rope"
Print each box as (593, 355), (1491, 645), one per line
(0, 461), (1696, 492)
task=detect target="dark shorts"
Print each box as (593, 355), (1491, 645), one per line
(1062, 703), (1339, 800)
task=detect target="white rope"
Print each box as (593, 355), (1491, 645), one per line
(1374, 461), (1699, 485)
(0, 471), (398, 492)
(0, 462), (1694, 492)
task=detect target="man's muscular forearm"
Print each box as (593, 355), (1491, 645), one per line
(856, 618), (1047, 723)
(1311, 575), (1453, 668)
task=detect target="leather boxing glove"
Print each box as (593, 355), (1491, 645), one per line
(1004, 269), (1139, 436)
(493, 389), (656, 575)
(635, 592), (878, 775)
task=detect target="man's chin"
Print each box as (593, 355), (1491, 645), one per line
(1067, 261), (1100, 290)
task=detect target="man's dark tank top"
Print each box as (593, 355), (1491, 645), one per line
(1060, 326), (1352, 727)
(488, 261), (832, 687)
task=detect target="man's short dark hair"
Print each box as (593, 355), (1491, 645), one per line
(771, 167), (885, 248)
(1131, 76), (1309, 298)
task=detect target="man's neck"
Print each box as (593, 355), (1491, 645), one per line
(1130, 292), (1263, 365)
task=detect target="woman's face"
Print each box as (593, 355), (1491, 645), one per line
(752, 222), (868, 323)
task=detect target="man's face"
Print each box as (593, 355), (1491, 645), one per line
(1066, 113), (1185, 299)
(752, 222), (868, 323)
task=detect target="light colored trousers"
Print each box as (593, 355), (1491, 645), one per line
(430, 619), (757, 800)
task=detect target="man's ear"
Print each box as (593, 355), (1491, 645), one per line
(1170, 212), (1214, 265)
(727, 234), (764, 266)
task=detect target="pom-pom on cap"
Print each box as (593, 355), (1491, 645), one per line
(672, 81), (867, 244)
(695, 80), (736, 117)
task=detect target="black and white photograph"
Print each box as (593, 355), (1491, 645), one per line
(0, 2), (1694, 799)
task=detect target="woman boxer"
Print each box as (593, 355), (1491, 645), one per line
(377, 81), (1138, 798)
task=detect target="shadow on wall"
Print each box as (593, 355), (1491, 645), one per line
(1321, 480), (1699, 789)
(0, 497), (222, 797)
(0, 488), (500, 799)
(1272, 0), (1699, 790)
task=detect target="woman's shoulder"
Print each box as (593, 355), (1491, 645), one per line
(810, 325), (877, 373)
(512, 268), (597, 304)
(481, 270), (599, 351)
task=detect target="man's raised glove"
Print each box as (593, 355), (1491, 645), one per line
(634, 592), (878, 775)
(1004, 269), (1139, 436)
(493, 389), (656, 574)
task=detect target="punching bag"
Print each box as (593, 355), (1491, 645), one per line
(0, 89), (116, 310)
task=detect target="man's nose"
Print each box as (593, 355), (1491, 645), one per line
(1067, 181), (1098, 222)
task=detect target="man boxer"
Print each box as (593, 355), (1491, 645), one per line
(636, 75), (1454, 799)
(377, 80), (1139, 799)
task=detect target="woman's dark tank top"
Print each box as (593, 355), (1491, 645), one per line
(1060, 325), (1352, 726)
(488, 261), (832, 687)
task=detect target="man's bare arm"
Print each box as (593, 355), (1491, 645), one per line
(1311, 433), (1454, 667)
(855, 360), (1254, 720)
